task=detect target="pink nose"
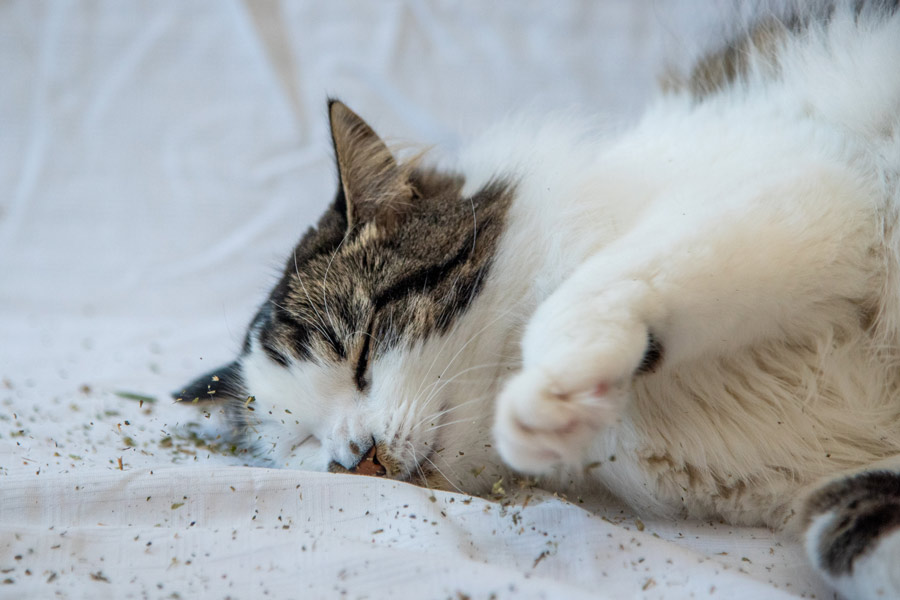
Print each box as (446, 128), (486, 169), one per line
(349, 444), (386, 477)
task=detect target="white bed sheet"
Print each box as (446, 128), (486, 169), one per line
(0, 1), (836, 598)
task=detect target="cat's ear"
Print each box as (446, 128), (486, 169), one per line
(328, 99), (415, 230)
(172, 360), (246, 405)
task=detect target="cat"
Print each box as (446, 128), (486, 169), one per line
(176, 3), (900, 598)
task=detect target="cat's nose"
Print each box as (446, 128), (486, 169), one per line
(348, 442), (386, 477)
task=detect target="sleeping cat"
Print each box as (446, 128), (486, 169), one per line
(177, 3), (900, 598)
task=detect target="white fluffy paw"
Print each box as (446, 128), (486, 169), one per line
(494, 300), (652, 473)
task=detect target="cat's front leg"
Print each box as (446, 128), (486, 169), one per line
(494, 163), (876, 473)
(494, 276), (663, 472)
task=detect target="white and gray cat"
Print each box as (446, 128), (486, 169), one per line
(177, 3), (900, 598)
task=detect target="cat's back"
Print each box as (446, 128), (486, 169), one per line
(667, 1), (900, 140)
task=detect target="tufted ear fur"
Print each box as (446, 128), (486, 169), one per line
(173, 361), (247, 405)
(328, 99), (416, 231)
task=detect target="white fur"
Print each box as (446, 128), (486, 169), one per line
(805, 512), (900, 600)
(241, 282), (520, 492)
(484, 5), (900, 525)
(839, 532), (900, 600)
(239, 6), (900, 598)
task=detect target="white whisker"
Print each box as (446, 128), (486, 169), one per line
(434, 306), (515, 382)
(409, 269), (468, 403)
(415, 307), (516, 415)
(412, 395), (487, 432)
(322, 229), (351, 333)
(421, 452), (465, 494)
(293, 252), (332, 338)
(268, 299), (330, 347)
(418, 362), (506, 411)
(426, 416), (481, 433)
(349, 329), (383, 349)
(468, 193), (477, 255)
(406, 442), (432, 491)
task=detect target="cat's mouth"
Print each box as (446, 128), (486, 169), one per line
(349, 444), (386, 476)
(329, 442), (448, 490)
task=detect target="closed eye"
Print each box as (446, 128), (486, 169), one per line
(354, 330), (371, 391)
(259, 329), (290, 367)
(261, 304), (313, 364)
(320, 326), (346, 360)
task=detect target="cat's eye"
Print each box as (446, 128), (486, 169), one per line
(353, 319), (376, 391)
(319, 328), (346, 360)
(354, 333), (371, 391)
(259, 329), (290, 367)
(263, 343), (290, 367)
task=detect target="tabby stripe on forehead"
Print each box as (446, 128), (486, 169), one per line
(373, 234), (476, 311)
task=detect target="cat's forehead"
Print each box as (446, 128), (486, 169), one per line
(280, 193), (471, 307)
(281, 225), (395, 309)
(258, 175), (514, 357)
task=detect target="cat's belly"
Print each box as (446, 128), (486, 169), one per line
(570, 326), (900, 529)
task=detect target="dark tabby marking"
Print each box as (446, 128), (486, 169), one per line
(259, 102), (513, 367)
(175, 100), (513, 440)
(637, 333), (664, 374)
(663, 0), (900, 100)
(803, 470), (900, 575)
(684, 15), (794, 99)
(174, 361), (244, 405)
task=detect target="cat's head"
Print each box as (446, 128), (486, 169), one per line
(176, 101), (515, 493)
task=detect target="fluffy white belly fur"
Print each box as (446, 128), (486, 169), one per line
(474, 95), (900, 526)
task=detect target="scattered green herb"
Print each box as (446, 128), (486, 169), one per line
(114, 391), (157, 404)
